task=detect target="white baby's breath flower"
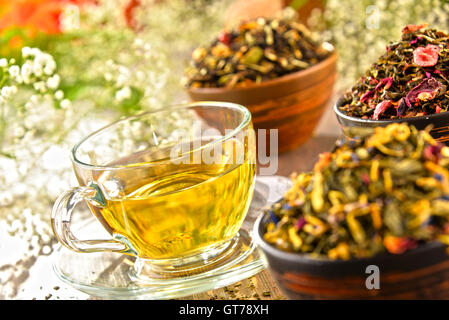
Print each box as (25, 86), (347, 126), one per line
(14, 75), (23, 84)
(0, 58), (7, 68)
(60, 99), (71, 109)
(104, 72), (113, 82)
(116, 74), (128, 87)
(21, 61), (33, 84)
(5, 86), (15, 96)
(29, 48), (41, 57)
(13, 126), (25, 138)
(43, 59), (56, 76)
(133, 38), (143, 47)
(21, 47), (32, 58)
(118, 66), (130, 76)
(0, 86), (11, 100)
(54, 90), (64, 100)
(115, 86), (132, 102)
(8, 65), (20, 78)
(33, 81), (47, 93)
(32, 61), (43, 77)
(30, 95), (39, 104)
(47, 74), (60, 90)
(136, 71), (145, 81)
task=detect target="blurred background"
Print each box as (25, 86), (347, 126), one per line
(1, 0), (449, 299)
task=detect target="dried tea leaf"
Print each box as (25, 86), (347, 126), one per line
(184, 15), (331, 88)
(263, 123), (449, 259)
(339, 26), (449, 119)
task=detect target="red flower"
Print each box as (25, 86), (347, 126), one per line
(413, 44), (439, 67)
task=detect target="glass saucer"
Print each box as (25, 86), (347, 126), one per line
(51, 175), (292, 299)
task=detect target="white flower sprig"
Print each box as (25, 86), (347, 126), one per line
(0, 47), (69, 110)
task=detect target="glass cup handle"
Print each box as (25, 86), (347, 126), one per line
(51, 184), (128, 253)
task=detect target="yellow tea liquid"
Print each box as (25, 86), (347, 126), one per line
(84, 138), (256, 260)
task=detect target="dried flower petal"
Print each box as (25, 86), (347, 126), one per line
(405, 77), (446, 107)
(423, 144), (443, 163)
(373, 100), (392, 119)
(360, 90), (374, 103)
(218, 31), (232, 46)
(375, 77), (393, 91)
(384, 236), (417, 254)
(402, 23), (428, 34)
(413, 44), (439, 67)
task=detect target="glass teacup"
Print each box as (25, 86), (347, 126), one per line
(51, 102), (256, 278)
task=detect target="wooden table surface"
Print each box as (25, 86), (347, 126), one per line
(183, 134), (339, 300)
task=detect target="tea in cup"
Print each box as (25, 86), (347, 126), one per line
(52, 102), (256, 277)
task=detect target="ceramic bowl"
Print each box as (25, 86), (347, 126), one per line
(187, 52), (337, 153)
(254, 213), (449, 299)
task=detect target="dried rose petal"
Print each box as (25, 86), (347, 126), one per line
(413, 44), (439, 67)
(402, 23), (428, 34)
(360, 90), (374, 103)
(436, 105), (442, 113)
(405, 77), (446, 108)
(373, 100), (392, 120)
(294, 217), (306, 230)
(375, 77), (393, 91)
(423, 144), (443, 163)
(361, 173), (370, 185)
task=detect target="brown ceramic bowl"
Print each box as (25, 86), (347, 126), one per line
(187, 51), (337, 153)
(254, 213), (449, 299)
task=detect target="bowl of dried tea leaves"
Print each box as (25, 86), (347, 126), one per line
(184, 14), (336, 152)
(336, 24), (449, 145)
(254, 123), (449, 299)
